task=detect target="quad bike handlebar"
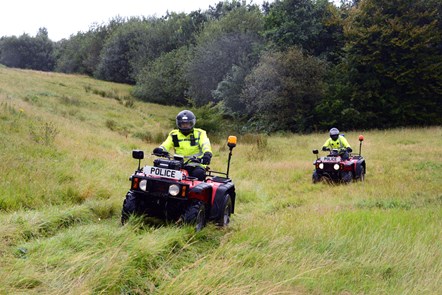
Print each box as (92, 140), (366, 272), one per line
(151, 152), (203, 165)
(152, 151), (170, 158)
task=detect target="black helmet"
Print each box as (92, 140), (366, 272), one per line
(329, 127), (339, 141)
(176, 110), (196, 135)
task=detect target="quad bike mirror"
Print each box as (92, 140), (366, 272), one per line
(132, 150), (144, 160)
(313, 149), (319, 155)
(359, 135), (364, 142)
(132, 150), (144, 171)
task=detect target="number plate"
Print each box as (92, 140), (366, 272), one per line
(143, 166), (183, 180)
(324, 157), (339, 161)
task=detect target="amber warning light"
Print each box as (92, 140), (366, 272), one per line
(359, 135), (364, 142)
(228, 136), (237, 148)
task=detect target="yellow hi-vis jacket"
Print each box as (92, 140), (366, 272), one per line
(160, 128), (212, 160)
(323, 135), (351, 150)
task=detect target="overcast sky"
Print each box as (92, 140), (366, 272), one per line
(0, 0), (220, 41)
(0, 0), (341, 42)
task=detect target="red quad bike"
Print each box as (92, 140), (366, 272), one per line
(312, 135), (366, 184)
(121, 136), (238, 231)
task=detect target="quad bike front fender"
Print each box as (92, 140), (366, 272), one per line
(209, 182), (235, 221)
(188, 183), (212, 204)
(354, 160), (366, 179)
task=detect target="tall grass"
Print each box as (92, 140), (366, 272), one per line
(0, 67), (441, 294)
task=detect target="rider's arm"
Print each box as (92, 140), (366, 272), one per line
(159, 130), (176, 152)
(322, 138), (331, 150)
(340, 136), (351, 149)
(199, 130), (212, 155)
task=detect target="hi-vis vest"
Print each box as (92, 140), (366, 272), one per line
(160, 128), (212, 158)
(323, 135), (351, 150)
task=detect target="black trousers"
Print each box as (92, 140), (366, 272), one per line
(184, 166), (206, 181)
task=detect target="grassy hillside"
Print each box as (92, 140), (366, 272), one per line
(0, 67), (441, 294)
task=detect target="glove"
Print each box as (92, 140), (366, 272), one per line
(346, 147), (353, 153)
(153, 147), (164, 155)
(201, 152), (212, 165)
(322, 146), (328, 151)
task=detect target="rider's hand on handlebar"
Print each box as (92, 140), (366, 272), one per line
(322, 146), (329, 151)
(346, 147), (352, 153)
(201, 152), (212, 165)
(153, 147), (163, 154)
(153, 147), (169, 157)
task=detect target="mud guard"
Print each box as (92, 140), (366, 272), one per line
(188, 183), (212, 204)
(209, 182), (235, 220)
(355, 160), (365, 177)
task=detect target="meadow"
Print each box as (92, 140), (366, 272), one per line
(0, 66), (441, 294)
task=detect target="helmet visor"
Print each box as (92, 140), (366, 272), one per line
(179, 122), (192, 129)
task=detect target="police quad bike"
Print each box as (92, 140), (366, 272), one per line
(312, 135), (366, 184)
(121, 136), (238, 231)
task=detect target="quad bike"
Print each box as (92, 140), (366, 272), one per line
(312, 135), (366, 184)
(121, 136), (237, 231)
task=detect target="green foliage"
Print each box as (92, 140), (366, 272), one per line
(133, 46), (191, 105)
(54, 23), (113, 75)
(95, 20), (153, 84)
(0, 28), (55, 71)
(212, 64), (250, 118)
(263, 0), (345, 61)
(95, 13), (205, 85)
(242, 48), (326, 132)
(191, 103), (226, 134)
(343, 0), (442, 128)
(186, 5), (264, 106)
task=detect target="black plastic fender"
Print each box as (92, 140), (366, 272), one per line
(355, 160), (366, 177)
(188, 182), (212, 204)
(209, 182), (235, 221)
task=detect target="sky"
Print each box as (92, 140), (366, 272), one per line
(0, 0), (341, 42)
(0, 0), (235, 41)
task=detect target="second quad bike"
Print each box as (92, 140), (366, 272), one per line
(312, 135), (366, 184)
(121, 136), (237, 231)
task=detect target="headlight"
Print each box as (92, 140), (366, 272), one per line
(319, 163), (324, 169)
(169, 184), (180, 196)
(334, 164), (340, 170)
(139, 179), (147, 191)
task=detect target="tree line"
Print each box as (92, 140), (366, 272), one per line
(1, 0), (441, 133)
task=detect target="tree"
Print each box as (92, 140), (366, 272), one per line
(242, 48), (326, 132)
(263, 0), (346, 63)
(132, 46), (191, 105)
(0, 28), (55, 71)
(344, 0), (442, 127)
(212, 64), (250, 118)
(95, 19), (155, 84)
(185, 4), (264, 106)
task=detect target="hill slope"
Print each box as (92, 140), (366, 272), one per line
(0, 67), (441, 294)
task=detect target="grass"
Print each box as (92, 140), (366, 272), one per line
(0, 67), (441, 294)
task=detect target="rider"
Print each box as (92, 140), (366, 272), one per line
(153, 110), (212, 180)
(322, 127), (352, 158)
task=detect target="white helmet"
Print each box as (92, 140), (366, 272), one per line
(329, 128), (339, 140)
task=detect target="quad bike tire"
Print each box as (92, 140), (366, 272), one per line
(359, 167), (366, 182)
(342, 171), (353, 184)
(183, 200), (207, 231)
(217, 194), (232, 227)
(312, 171), (321, 183)
(121, 191), (138, 225)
